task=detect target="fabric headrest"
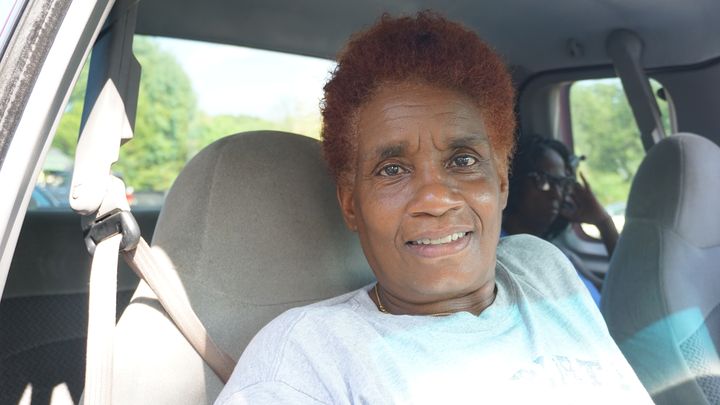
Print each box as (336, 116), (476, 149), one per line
(626, 133), (720, 248)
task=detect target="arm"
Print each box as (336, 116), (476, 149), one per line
(214, 310), (332, 405)
(561, 172), (619, 256)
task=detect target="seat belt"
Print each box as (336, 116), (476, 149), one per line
(121, 237), (237, 382)
(83, 233), (121, 404)
(606, 29), (667, 151)
(82, 209), (237, 384)
(71, 2), (235, 402)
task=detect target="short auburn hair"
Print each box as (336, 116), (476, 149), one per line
(321, 11), (516, 185)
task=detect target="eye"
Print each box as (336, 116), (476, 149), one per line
(378, 164), (405, 177)
(449, 154), (478, 168)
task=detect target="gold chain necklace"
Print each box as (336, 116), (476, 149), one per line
(373, 283), (453, 316)
(373, 283), (389, 313)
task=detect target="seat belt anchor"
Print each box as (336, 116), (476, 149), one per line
(84, 209), (141, 256)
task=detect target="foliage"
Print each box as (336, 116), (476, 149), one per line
(55, 40), (671, 202)
(112, 38), (198, 191)
(51, 37), (197, 191)
(187, 113), (281, 157)
(51, 37), (325, 193)
(570, 79), (671, 206)
(53, 61), (88, 157)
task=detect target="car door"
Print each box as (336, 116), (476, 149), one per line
(0, 1), (113, 403)
(0, 0), (113, 293)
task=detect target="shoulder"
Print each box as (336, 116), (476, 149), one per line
(221, 287), (371, 391)
(221, 288), (374, 403)
(244, 286), (369, 357)
(496, 234), (583, 296)
(497, 234), (569, 269)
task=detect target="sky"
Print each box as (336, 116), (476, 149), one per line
(154, 37), (337, 121)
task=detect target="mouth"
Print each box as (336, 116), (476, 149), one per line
(405, 231), (472, 258)
(408, 231), (470, 246)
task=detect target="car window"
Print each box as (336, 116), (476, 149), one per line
(0, 0), (27, 56)
(27, 59), (88, 211)
(36, 36), (336, 210)
(569, 78), (672, 238)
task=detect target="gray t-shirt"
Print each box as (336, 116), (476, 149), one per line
(215, 235), (652, 404)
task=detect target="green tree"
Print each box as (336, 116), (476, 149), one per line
(570, 79), (671, 206)
(187, 113), (281, 157)
(53, 62), (89, 157)
(115, 38), (197, 191)
(186, 108), (323, 160)
(52, 37), (197, 192)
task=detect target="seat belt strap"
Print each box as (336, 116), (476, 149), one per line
(606, 29), (667, 151)
(83, 233), (121, 405)
(121, 238), (236, 383)
(83, 210), (236, 384)
(73, 0), (234, 397)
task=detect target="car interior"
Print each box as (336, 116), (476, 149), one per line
(1, 0), (719, 404)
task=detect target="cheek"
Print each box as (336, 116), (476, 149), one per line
(468, 181), (504, 214)
(354, 186), (405, 238)
(519, 186), (543, 209)
(461, 183), (503, 241)
(353, 190), (408, 275)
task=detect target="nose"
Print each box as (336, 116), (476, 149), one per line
(407, 167), (464, 217)
(548, 181), (564, 199)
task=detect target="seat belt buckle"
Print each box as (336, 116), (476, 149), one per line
(83, 209), (141, 256)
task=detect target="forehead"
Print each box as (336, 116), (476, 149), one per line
(355, 82), (489, 152)
(536, 148), (567, 175)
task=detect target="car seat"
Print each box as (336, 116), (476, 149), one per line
(108, 131), (374, 404)
(601, 133), (720, 404)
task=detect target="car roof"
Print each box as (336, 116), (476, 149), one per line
(135, 0), (720, 78)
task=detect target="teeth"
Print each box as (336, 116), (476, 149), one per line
(413, 232), (466, 245)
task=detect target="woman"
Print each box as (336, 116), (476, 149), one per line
(216, 12), (650, 404)
(502, 135), (620, 305)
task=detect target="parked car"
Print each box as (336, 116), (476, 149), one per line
(1, 1), (719, 404)
(29, 186), (60, 209)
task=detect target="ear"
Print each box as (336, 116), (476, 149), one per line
(498, 170), (509, 210)
(337, 183), (358, 232)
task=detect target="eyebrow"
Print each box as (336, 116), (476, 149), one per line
(358, 142), (408, 163)
(362, 135), (490, 162)
(448, 135), (490, 149)
(378, 143), (406, 160)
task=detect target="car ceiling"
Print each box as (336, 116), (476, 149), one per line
(136, 0), (720, 78)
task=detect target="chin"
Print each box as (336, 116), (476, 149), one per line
(407, 268), (492, 299)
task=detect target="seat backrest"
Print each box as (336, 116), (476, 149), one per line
(601, 133), (720, 404)
(109, 131), (373, 404)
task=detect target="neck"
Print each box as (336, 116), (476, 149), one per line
(371, 280), (497, 317)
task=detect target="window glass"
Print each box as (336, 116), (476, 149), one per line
(39, 36), (336, 210)
(30, 60), (88, 210)
(0, 0), (27, 55)
(570, 78), (672, 237)
(116, 37), (334, 207)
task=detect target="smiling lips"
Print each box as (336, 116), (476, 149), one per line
(406, 231), (472, 258)
(409, 231), (469, 246)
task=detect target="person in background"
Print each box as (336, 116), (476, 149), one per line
(502, 134), (619, 306)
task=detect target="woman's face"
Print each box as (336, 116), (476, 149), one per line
(337, 82), (508, 305)
(517, 148), (568, 232)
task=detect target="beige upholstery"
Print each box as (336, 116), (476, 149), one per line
(601, 133), (720, 404)
(111, 131), (374, 404)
